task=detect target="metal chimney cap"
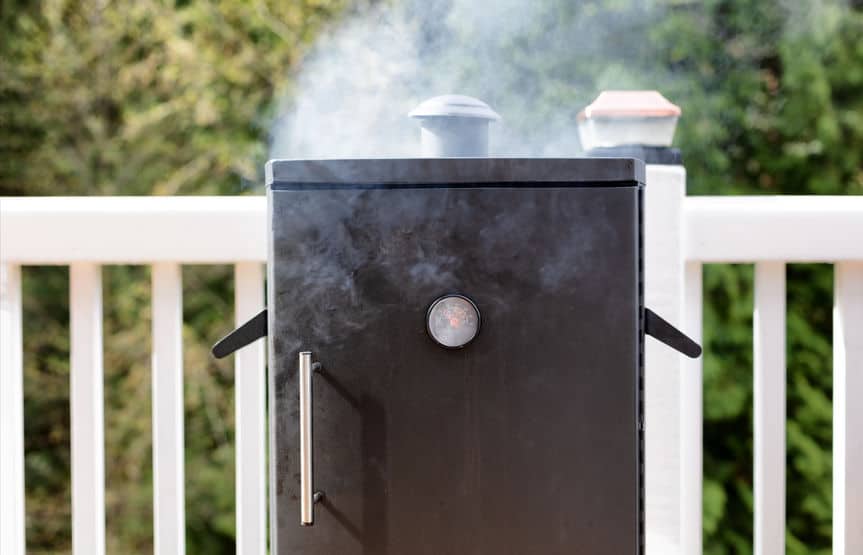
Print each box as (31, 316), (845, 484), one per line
(409, 95), (501, 121)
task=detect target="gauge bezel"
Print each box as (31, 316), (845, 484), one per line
(425, 294), (481, 349)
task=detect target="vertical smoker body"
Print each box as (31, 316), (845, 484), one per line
(266, 158), (645, 554)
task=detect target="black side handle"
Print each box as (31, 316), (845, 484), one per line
(212, 309), (268, 359)
(645, 307), (702, 359)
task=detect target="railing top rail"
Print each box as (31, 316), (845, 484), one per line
(685, 195), (863, 263)
(0, 196), (267, 264)
(0, 195), (264, 212)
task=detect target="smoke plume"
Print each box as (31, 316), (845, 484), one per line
(269, 0), (670, 159)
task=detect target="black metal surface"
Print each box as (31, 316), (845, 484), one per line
(266, 157), (645, 186)
(211, 308), (267, 359)
(644, 308), (702, 358)
(268, 181), (642, 554)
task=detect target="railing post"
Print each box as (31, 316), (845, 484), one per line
(643, 163), (689, 554)
(833, 261), (863, 555)
(0, 262), (25, 555)
(234, 263), (267, 555)
(70, 263), (107, 555)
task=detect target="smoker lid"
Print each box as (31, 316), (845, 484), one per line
(266, 158), (645, 187)
(409, 95), (501, 121)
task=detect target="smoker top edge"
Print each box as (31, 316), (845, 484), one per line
(265, 157), (645, 186)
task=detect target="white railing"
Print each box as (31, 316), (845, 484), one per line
(0, 197), (267, 555)
(1, 187), (862, 555)
(680, 194), (863, 555)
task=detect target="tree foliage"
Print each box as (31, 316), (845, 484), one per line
(1, 0), (861, 553)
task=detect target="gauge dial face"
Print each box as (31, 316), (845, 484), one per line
(427, 295), (481, 348)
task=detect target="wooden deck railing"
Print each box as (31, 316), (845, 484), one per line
(1, 186), (861, 554)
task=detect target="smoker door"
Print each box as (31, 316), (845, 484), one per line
(269, 185), (641, 555)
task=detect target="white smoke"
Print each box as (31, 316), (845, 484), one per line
(269, 0), (669, 159)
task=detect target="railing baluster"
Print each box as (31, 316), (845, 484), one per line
(753, 261), (786, 555)
(0, 263), (26, 555)
(833, 261), (863, 555)
(69, 263), (106, 555)
(151, 263), (185, 555)
(234, 263), (267, 555)
(681, 262), (703, 555)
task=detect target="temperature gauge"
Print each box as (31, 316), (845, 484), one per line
(426, 294), (481, 349)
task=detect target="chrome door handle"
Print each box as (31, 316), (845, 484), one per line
(299, 351), (324, 525)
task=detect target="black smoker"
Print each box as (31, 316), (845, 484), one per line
(214, 95), (700, 555)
